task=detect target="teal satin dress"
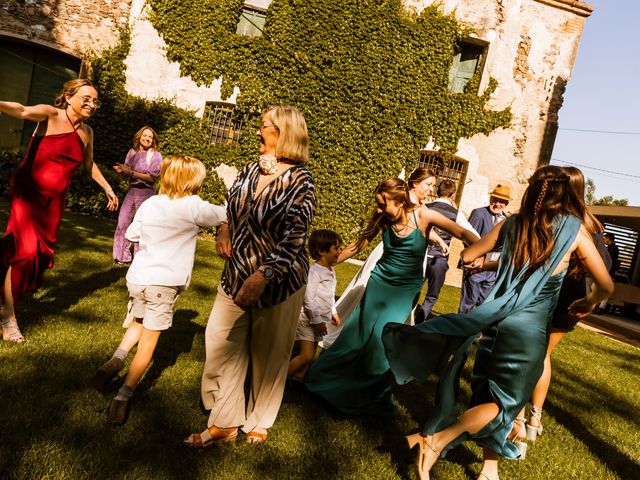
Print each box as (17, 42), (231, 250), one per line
(382, 215), (581, 459)
(305, 214), (427, 415)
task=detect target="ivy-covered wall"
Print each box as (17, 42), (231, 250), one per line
(1, 1), (511, 239)
(142, 0), (511, 241)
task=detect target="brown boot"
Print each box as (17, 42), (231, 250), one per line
(91, 357), (125, 394)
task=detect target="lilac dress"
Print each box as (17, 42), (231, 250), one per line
(112, 149), (162, 263)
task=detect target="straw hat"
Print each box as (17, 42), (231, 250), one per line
(489, 184), (512, 201)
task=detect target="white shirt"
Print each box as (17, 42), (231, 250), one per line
(303, 262), (338, 325)
(125, 194), (226, 287)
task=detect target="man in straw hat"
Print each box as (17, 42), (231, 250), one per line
(458, 184), (511, 314)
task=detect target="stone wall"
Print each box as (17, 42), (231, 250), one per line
(403, 0), (592, 287)
(123, 0), (235, 117)
(405, 0), (592, 211)
(0, 0), (131, 57)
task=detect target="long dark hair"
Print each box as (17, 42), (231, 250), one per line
(355, 177), (414, 251)
(563, 166), (604, 278)
(407, 167), (437, 189)
(563, 166), (603, 236)
(511, 165), (579, 274)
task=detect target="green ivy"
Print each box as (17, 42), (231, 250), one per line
(33, 1), (510, 240)
(144, 0), (511, 244)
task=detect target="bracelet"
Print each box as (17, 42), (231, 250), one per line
(105, 189), (114, 194)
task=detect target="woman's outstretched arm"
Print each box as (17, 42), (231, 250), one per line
(459, 219), (505, 264)
(421, 208), (480, 247)
(0, 101), (57, 122)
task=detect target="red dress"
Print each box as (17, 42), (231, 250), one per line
(0, 121), (85, 304)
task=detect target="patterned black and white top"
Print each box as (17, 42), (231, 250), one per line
(221, 162), (316, 308)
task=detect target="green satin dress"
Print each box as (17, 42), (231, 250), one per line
(305, 213), (427, 415)
(382, 215), (581, 459)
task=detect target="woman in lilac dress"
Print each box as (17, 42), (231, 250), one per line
(112, 126), (162, 264)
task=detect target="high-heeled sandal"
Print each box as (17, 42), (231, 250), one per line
(1, 318), (25, 343)
(406, 433), (439, 480)
(509, 416), (528, 459)
(526, 405), (543, 441)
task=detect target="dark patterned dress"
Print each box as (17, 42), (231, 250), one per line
(221, 162), (316, 307)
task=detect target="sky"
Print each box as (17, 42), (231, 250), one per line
(551, 0), (640, 206)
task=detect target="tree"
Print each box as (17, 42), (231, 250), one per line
(585, 178), (628, 206)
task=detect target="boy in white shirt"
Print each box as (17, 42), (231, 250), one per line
(288, 230), (342, 382)
(91, 155), (226, 425)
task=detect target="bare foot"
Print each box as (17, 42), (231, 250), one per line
(1, 318), (24, 343)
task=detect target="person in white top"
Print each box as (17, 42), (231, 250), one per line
(91, 155), (226, 425)
(288, 230), (342, 382)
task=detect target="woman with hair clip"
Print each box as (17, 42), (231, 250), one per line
(381, 165), (614, 480)
(508, 166), (611, 446)
(0, 79), (118, 343)
(185, 106), (315, 446)
(112, 126), (163, 264)
(305, 177), (479, 416)
(321, 167), (447, 350)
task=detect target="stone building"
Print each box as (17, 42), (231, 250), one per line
(0, 0), (594, 285)
(0, 0), (132, 145)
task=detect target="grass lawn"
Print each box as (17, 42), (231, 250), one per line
(1, 200), (639, 479)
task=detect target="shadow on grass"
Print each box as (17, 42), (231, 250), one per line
(20, 266), (125, 325)
(548, 362), (639, 478)
(137, 309), (203, 394)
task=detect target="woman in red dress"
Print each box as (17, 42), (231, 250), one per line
(0, 79), (118, 343)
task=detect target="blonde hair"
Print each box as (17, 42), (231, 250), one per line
(54, 79), (97, 109)
(266, 106), (309, 162)
(158, 155), (206, 199)
(132, 126), (159, 151)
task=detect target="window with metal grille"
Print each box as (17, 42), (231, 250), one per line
(448, 40), (488, 93)
(203, 102), (243, 146)
(417, 151), (469, 205)
(236, 2), (269, 37)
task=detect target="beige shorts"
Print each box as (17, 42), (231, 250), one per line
(123, 282), (183, 331)
(295, 310), (323, 343)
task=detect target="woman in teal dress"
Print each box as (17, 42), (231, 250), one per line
(304, 177), (479, 416)
(381, 166), (614, 480)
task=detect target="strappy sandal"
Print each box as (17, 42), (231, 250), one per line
(183, 425), (238, 447)
(510, 416), (528, 459)
(406, 433), (439, 480)
(526, 406), (543, 441)
(246, 430), (268, 444)
(1, 318), (25, 343)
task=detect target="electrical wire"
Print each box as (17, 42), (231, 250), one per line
(551, 158), (640, 183)
(558, 127), (640, 135)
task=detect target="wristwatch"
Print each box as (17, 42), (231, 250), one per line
(259, 266), (275, 282)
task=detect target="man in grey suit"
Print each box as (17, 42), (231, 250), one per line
(458, 184), (511, 314)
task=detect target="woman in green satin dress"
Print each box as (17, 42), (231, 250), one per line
(304, 177), (479, 416)
(381, 166), (614, 480)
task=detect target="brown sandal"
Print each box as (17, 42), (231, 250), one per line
(246, 430), (268, 444)
(184, 425), (238, 447)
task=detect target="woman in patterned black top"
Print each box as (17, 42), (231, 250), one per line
(185, 106), (316, 447)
